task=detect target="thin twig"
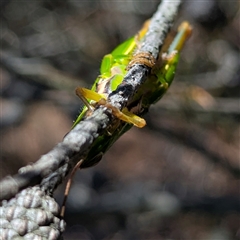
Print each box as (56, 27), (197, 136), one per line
(60, 159), (84, 218)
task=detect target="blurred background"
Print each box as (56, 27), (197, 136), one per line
(0, 0), (239, 239)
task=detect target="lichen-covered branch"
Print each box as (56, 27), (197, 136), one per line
(0, 0), (181, 238)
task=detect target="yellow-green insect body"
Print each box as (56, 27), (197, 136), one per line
(73, 21), (192, 168)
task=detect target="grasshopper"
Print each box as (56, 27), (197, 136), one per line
(73, 21), (192, 168)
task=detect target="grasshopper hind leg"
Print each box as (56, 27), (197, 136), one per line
(75, 87), (146, 128)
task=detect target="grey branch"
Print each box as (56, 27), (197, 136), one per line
(0, 0), (181, 238)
